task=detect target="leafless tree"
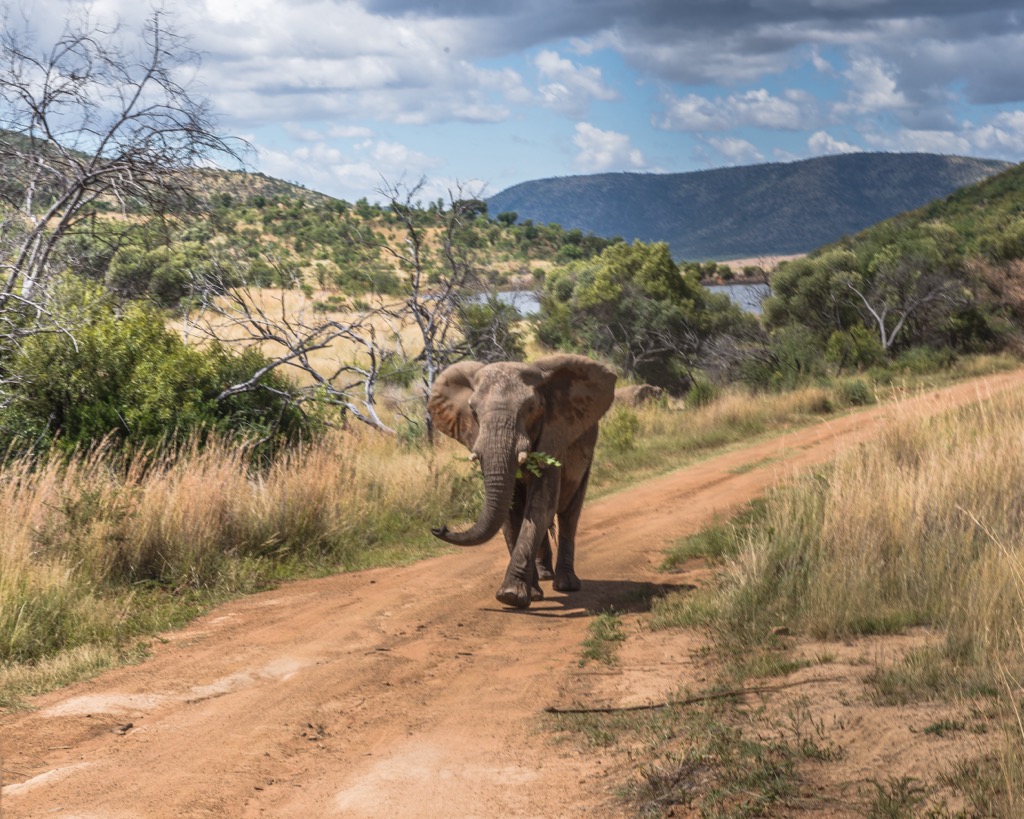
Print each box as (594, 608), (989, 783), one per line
(0, 8), (244, 307)
(374, 180), (482, 384)
(357, 178), (485, 439)
(184, 252), (401, 434)
(186, 183), (488, 437)
(844, 253), (967, 352)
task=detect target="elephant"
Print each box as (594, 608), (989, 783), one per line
(614, 384), (665, 407)
(428, 354), (617, 609)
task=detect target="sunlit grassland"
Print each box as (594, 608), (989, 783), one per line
(174, 287), (429, 385)
(651, 378), (1024, 815)
(0, 432), (478, 705)
(0, 350), (1019, 708)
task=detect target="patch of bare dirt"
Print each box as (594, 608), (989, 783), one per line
(2, 370), (1022, 818)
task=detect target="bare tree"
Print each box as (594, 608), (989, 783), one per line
(185, 252), (401, 434)
(374, 180), (482, 385)
(187, 180), (490, 438)
(844, 252), (966, 352)
(362, 179), (485, 439)
(0, 8), (244, 306)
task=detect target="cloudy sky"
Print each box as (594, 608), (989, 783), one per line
(22, 1), (1024, 202)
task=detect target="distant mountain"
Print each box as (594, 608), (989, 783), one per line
(486, 153), (1015, 261)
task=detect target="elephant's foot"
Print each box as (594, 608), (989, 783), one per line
(531, 583), (544, 601)
(535, 560), (554, 582)
(496, 579), (532, 609)
(553, 571), (581, 593)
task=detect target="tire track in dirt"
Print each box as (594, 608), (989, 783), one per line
(2, 370), (1022, 818)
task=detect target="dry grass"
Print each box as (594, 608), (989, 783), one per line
(651, 382), (1024, 815)
(0, 431), (476, 699)
(176, 287), (431, 388)
(590, 383), (845, 494)
(722, 389), (1024, 659)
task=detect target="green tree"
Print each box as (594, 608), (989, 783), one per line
(1, 278), (305, 452)
(105, 242), (213, 306)
(537, 242), (753, 392)
(458, 295), (525, 363)
(762, 250), (861, 339)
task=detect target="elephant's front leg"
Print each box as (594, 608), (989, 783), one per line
(501, 483), (542, 601)
(553, 466), (591, 592)
(496, 473), (559, 609)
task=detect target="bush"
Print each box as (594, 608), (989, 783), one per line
(836, 378), (875, 407)
(825, 326), (885, 372)
(1, 279), (308, 453)
(687, 376), (719, 408)
(601, 406), (641, 452)
(458, 295), (526, 363)
(894, 346), (957, 374)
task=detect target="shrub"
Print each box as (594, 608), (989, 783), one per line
(825, 326), (885, 372)
(1, 279), (308, 453)
(894, 346), (957, 374)
(687, 376), (719, 409)
(836, 378), (875, 407)
(601, 406), (641, 452)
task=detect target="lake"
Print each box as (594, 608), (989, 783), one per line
(707, 282), (770, 314)
(480, 282), (769, 317)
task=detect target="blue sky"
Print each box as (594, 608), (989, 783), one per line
(22, 1), (1024, 203)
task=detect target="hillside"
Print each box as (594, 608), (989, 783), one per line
(817, 159), (1024, 257)
(486, 153), (1014, 261)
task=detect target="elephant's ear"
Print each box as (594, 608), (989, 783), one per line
(428, 361), (485, 449)
(533, 354), (617, 452)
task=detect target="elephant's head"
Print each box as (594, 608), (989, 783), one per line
(428, 354), (616, 546)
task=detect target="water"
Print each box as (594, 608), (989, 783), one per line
(472, 290), (541, 316)
(477, 283), (768, 317)
(707, 282), (770, 314)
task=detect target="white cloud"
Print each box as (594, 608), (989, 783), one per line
(810, 47), (834, 74)
(657, 88), (814, 132)
(656, 93), (730, 131)
(572, 123), (646, 173)
(808, 130), (863, 154)
(733, 89), (814, 129)
(834, 55), (908, 116)
(705, 136), (764, 165)
(255, 136), (442, 201)
(971, 110), (1024, 154)
(861, 110), (1024, 157)
(534, 50), (617, 116)
(328, 125), (376, 139)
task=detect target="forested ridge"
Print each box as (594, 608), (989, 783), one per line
(486, 153), (1013, 260)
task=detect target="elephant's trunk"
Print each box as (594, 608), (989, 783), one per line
(432, 426), (525, 547)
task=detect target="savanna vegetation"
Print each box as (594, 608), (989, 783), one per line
(3, 9), (1024, 814)
(593, 383), (1024, 817)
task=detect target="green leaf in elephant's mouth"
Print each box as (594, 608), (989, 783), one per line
(516, 451), (561, 480)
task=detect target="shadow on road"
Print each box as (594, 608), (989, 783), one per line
(481, 576), (699, 619)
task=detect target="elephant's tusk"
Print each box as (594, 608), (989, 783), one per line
(517, 451), (528, 465)
(468, 453), (479, 462)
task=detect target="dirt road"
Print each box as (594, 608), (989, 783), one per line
(3, 370), (1022, 818)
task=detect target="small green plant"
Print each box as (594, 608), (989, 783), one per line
(922, 719), (966, 737)
(686, 376), (718, 408)
(867, 776), (928, 818)
(601, 406), (641, 452)
(580, 611), (626, 666)
(836, 377), (875, 406)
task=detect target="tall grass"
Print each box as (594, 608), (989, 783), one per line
(0, 433), (478, 681)
(705, 390), (1024, 666)
(590, 384), (845, 492)
(1, 356), (1018, 705)
(654, 384), (1024, 814)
